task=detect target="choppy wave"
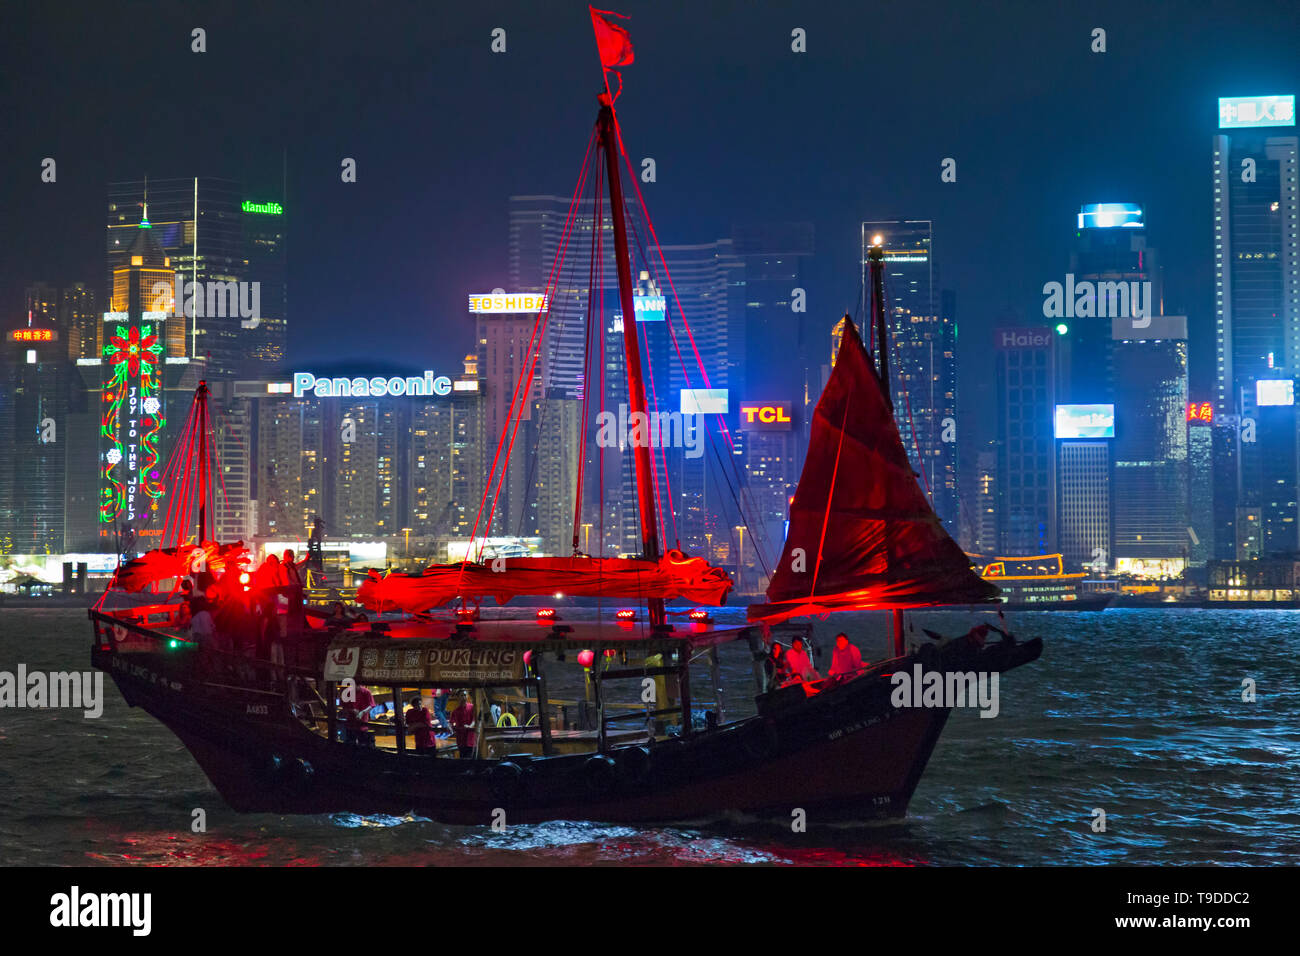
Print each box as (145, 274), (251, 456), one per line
(1, 608), (1297, 865)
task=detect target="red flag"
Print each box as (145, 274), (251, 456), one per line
(590, 6), (633, 69)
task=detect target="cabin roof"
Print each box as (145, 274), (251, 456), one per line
(324, 617), (751, 649)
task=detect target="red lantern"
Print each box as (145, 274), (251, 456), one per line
(577, 649), (595, 669)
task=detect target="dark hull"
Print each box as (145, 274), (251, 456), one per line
(93, 635), (1040, 826)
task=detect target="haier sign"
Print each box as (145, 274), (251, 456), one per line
(995, 327), (1052, 349)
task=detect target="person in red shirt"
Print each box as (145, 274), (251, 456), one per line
(341, 683), (376, 746)
(405, 695), (437, 753)
(828, 633), (865, 681)
(449, 691), (477, 759)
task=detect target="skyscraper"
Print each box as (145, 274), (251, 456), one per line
(0, 317), (75, 553)
(107, 177), (287, 380)
(1057, 441), (1110, 572)
(1062, 202), (1160, 405)
(994, 326), (1058, 555)
(1111, 315), (1190, 577)
(862, 221), (959, 533)
(1213, 95), (1299, 417)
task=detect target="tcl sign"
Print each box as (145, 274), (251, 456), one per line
(739, 402), (793, 431)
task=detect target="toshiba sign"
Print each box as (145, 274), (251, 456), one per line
(995, 327), (1052, 349)
(739, 401), (794, 431)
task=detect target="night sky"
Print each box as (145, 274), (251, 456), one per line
(4, 0), (1300, 439)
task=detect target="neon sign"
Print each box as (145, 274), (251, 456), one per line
(467, 293), (549, 314)
(1078, 202), (1143, 229)
(291, 371), (453, 398)
(11, 328), (56, 342)
(1218, 95), (1295, 129)
(1055, 404), (1115, 439)
(1257, 379), (1295, 407)
(1186, 402), (1214, 423)
(242, 200), (283, 215)
(100, 319), (166, 525)
(739, 402), (794, 431)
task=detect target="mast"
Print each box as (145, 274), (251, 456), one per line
(597, 96), (665, 628)
(197, 379), (209, 542)
(866, 237), (904, 655)
(867, 238), (892, 411)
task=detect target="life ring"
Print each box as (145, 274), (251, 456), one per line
(583, 754), (617, 795)
(916, 641), (940, 670)
(254, 752), (284, 784)
(496, 712), (518, 727)
(740, 719), (777, 761)
(488, 760), (525, 802)
(285, 757), (314, 793)
(614, 745), (653, 788)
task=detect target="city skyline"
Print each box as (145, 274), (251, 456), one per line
(6, 1), (1299, 411)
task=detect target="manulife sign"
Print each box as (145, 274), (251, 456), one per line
(242, 200), (284, 215)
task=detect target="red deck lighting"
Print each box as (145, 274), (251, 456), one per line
(615, 609), (636, 621)
(536, 607), (557, 620)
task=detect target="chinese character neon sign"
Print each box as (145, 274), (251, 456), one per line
(1186, 402), (1214, 423)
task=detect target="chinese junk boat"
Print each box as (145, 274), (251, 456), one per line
(89, 9), (1039, 825)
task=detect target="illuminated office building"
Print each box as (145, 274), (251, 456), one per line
(409, 357), (487, 540)
(1062, 202), (1161, 405)
(1213, 95), (1299, 417)
(1057, 441), (1111, 572)
(88, 211), (203, 552)
(1187, 409), (1215, 566)
(861, 220), (959, 533)
(107, 177), (287, 380)
(1111, 315), (1189, 576)
(994, 326), (1058, 555)
(0, 319), (77, 553)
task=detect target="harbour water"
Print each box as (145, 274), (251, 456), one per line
(1, 607), (1297, 865)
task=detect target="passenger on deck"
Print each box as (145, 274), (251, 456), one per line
(764, 642), (790, 689)
(449, 691), (477, 759)
(432, 687), (453, 737)
(828, 633), (865, 682)
(341, 683), (376, 746)
(783, 637), (820, 685)
(405, 695), (437, 753)
(282, 550), (306, 636)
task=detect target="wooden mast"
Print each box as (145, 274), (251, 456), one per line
(197, 379), (209, 543)
(597, 96), (665, 629)
(867, 239), (905, 656)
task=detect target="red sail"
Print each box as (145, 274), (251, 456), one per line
(358, 550), (732, 614)
(115, 542), (250, 593)
(748, 319), (997, 622)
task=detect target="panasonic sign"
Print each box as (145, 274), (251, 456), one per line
(291, 371), (453, 398)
